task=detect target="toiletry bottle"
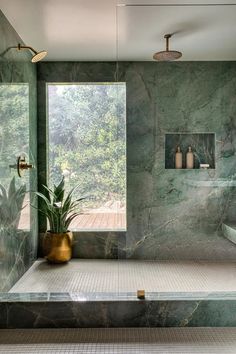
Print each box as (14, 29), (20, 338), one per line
(186, 146), (194, 169)
(175, 146), (183, 169)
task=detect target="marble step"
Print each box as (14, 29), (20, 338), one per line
(1, 291), (236, 328)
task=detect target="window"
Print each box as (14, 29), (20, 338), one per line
(47, 83), (126, 231)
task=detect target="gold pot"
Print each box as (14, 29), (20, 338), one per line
(43, 231), (73, 263)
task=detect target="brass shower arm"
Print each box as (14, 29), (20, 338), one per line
(164, 34), (171, 52)
(16, 43), (38, 55)
(13, 43), (47, 62)
(1, 43), (47, 62)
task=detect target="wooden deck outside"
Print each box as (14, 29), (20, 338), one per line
(70, 212), (126, 230)
(18, 201), (126, 231)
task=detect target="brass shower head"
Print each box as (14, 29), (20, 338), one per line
(16, 43), (47, 63)
(153, 34), (182, 61)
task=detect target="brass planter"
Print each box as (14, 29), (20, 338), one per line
(43, 231), (73, 263)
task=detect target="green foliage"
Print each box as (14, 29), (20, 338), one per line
(48, 84), (126, 209)
(0, 84), (29, 184)
(0, 177), (26, 229)
(35, 177), (85, 233)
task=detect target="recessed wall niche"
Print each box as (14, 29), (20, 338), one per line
(165, 133), (215, 169)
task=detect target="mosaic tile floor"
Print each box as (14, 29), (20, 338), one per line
(9, 259), (236, 293)
(0, 328), (236, 353)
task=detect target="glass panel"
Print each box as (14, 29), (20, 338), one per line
(116, 3), (236, 313)
(48, 83), (126, 231)
(0, 83), (31, 291)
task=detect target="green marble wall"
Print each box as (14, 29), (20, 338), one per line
(0, 10), (38, 291)
(37, 61), (236, 260)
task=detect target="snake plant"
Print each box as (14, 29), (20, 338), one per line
(36, 178), (84, 233)
(0, 177), (26, 229)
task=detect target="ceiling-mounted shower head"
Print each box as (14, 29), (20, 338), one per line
(15, 43), (47, 63)
(153, 34), (182, 61)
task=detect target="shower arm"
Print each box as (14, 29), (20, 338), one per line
(164, 34), (171, 52)
(17, 43), (37, 55)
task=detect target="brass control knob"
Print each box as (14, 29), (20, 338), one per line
(17, 155), (33, 177)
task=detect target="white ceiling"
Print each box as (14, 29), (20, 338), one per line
(1, 0), (236, 61)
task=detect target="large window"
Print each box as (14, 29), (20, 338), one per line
(47, 83), (126, 231)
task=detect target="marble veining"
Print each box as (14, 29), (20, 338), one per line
(120, 62), (236, 260)
(37, 61), (236, 260)
(1, 292), (236, 328)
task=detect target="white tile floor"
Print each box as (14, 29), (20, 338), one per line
(9, 259), (236, 293)
(0, 328), (236, 353)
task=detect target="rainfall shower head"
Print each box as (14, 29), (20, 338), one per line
(153, 34), (182, 61)
(15, 43), (47, 63)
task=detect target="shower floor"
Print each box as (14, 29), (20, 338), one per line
(1, 328), (236, 354)
(9, 259), (236, 293)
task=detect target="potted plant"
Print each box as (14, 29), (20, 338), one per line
(36, 178), (84, 263)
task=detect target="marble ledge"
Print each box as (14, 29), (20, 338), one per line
(184, 178), (236, 187)
(1, 291), (236, 302)
(222, 223), (236, 245)
(1, 294), (236, 328)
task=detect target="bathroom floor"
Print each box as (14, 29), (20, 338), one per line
(0, 328), (236, 353)
(9, 259), (236, 293)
